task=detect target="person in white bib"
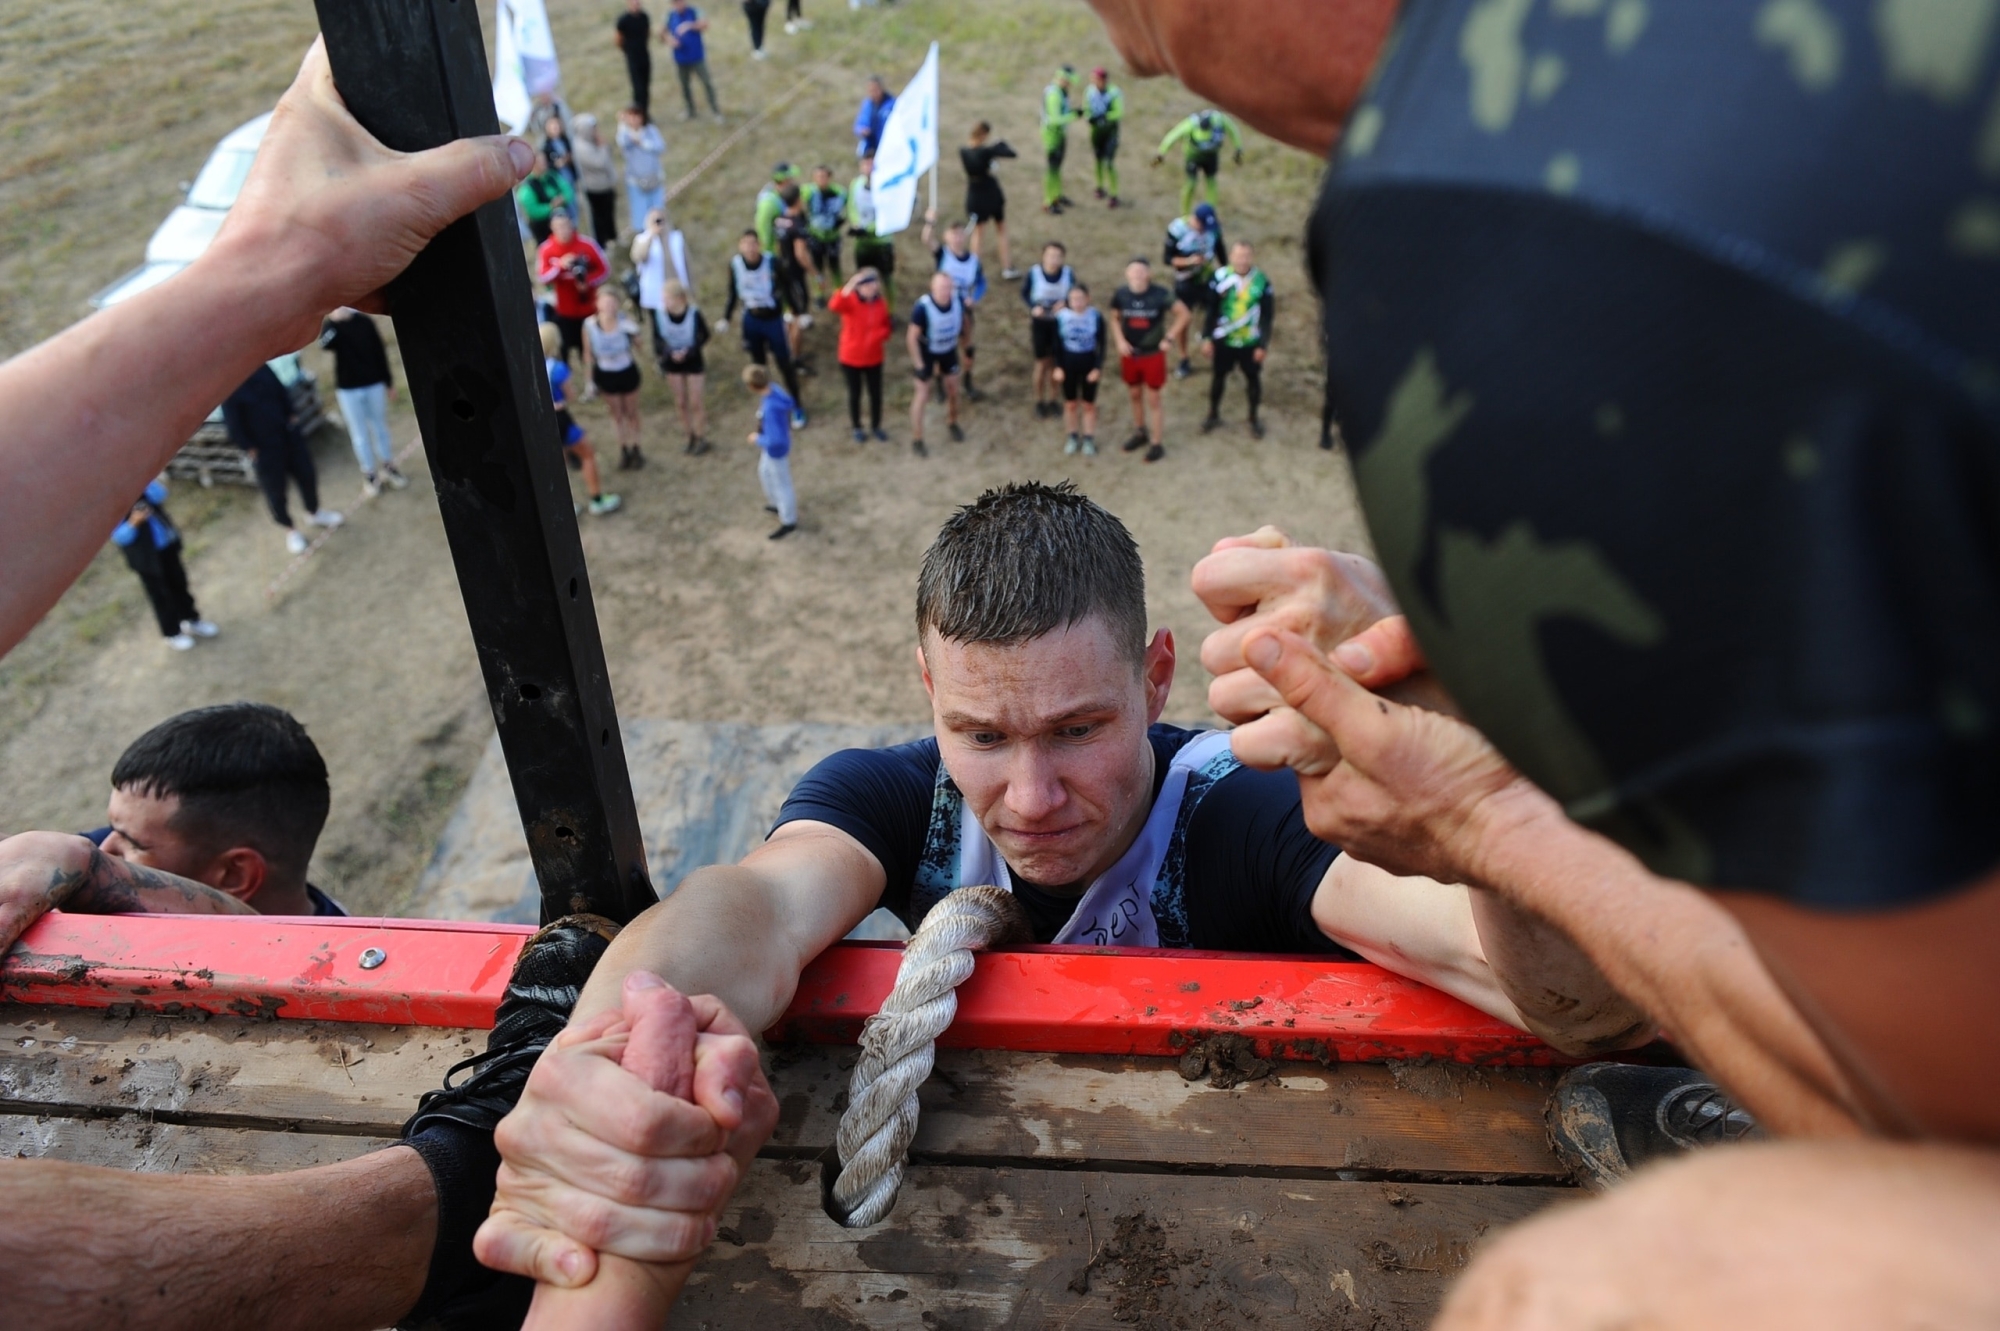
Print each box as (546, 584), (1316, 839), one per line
(905, 271), (966, 458)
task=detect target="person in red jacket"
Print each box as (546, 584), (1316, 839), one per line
(826, 266), (893, 442)
(534, 210), (609, 366)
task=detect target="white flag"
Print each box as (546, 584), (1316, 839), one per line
(493, 0), (562, 134)
(869, 42), (939, 237)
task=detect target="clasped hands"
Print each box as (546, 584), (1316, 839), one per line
(478, 971), (778, 1327)
(1192, 526), (1555, 886)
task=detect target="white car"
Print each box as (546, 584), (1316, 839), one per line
(92, 112), (271, 310)
(92, 112), (332, 485)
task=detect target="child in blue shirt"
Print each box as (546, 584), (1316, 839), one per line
(540, 323), (622, 515)
(742, 363), (797, 539)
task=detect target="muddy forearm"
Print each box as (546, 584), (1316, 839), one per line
(63, 845), (255, 919)
(1466, 888), (1654, 1056)
(1469, 809), (1865, 1136)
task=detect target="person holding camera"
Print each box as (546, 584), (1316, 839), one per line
(110, 480), (218, 652)
(535, 209), (609, 367)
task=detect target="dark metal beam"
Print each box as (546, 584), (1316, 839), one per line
(313, 0), (655, 925)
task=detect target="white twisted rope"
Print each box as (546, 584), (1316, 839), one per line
(831, 886), (1030, 1227)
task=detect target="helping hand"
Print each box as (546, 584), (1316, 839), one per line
(477, 974), (778, 1287)
(206, 38), (533, 349)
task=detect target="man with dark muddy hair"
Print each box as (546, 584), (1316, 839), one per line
(0, 703), (345, 951)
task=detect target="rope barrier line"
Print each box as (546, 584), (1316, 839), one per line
(831, 886), (1032, 1227)
(263, 433), (424, 602)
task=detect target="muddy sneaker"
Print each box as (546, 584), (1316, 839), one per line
(1122, 431), (1149, 452)
(1547, 1063), (1762, 1191)
(1144, 443), (1165, 463)
(398, 914), (622, 1330)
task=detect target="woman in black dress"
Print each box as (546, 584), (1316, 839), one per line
(959, 121), (1019, 279)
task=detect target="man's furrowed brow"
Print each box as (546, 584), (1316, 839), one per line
(937, 699), (1127, 732)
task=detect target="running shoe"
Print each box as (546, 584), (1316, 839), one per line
(399, 915), (622, 1330)
(948, 422), (965, 442)
(1093, 187), (1106, 200)
(1320, 432), (1337, 451)
(383, 465), (411, 490)
(1081, 436), (1098, 456)
(1546, 1064), (1763, 1191)
(1107, 196), (1121, 209)
(180, 619), (220, 639)
(286, 530), (309, 555)
(1002, 268), (1021, 280)
(1144, 443), (1165, 463)
(362, 473), (382, 498)
(1122, 431), (1149, 452)
(871, 427), (888, 442)
(1249, 418), (1266, 439)
(852, 427), (867, 442)
(1200, 415), (1223, 434)
(1064, 433), (1080, 455)
(309, 509), (345, 528)
(768, 523), (797, 540)
(588, 493), (623, 515)
(752, 47), (768, 60)
(912, 438), (928, 457)
(791, 407), (808, 429)
(166, 633), (196, 652)
(1173, 359), (1194, 381)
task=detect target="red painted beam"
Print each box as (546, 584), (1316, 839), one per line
(1, 917), (1564, 1064)
(773, 941), (1568, 1066)
(1, 912), (533, 1028)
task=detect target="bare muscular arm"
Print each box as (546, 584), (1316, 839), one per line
(0, 831), (254, 954)
(0, 1146), (434, 1331)
(571, 819), (887, 1032)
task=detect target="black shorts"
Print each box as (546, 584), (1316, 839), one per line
(1173, 278), (1207, 313)
(914, 348), (961, 381)
(1030, 317), (1060, 360)
(967, 178), (1005, 224)
(808, 235), (841, 271)
(593, 363), (641, 395)
(853, 235), (895, 275)
(1059, 353), (1100, 402)
(1186, 148), (1221, 178)
(553, 313), (586, 361)
(660, 349), (705, 375)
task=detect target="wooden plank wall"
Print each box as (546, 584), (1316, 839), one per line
(0, 1005), (1577, 1328)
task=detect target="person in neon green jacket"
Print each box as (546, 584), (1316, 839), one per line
(516, 150), (577, 244)
(1085, 66), (1126, 207)
(752, 161), (801, 250)
(1154, 108), (1244, 213)
(1038, 65), (1085, 213)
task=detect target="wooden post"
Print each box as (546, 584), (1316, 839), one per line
(312, 1), (656, 925)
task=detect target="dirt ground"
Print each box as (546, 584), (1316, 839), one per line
(0, 0), (1368, 914)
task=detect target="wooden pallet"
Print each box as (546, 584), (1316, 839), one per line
(0, 1007), (1571, 1329)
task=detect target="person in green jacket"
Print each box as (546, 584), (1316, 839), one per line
(1154, 108), (1244, 214)
(753, 161), (801, 251)
(1085, 66), (1126, 208)
(1038, 65), (1085, 214)
(804, 164), (848, 306)
(846, 154), (896, 310)
(517, 150), (577, 244)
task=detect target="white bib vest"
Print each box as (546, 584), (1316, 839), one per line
(914, 730), (1236, 948)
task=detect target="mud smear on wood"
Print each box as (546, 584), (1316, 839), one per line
(1175, 1033), (1278, 1089)
(1068, 1210), (1214, 1323)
